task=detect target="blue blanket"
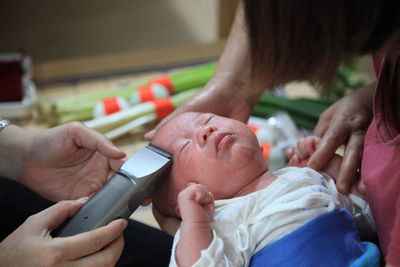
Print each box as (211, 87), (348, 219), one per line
(249, 209), (380, 267)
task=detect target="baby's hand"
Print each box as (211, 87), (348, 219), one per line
(286, 136), (321, 167)
(177, 184), (215, 225)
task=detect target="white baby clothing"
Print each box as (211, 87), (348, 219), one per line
(169, 167), (366, 267)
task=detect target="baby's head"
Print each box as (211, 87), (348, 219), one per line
(151, 112), (267, 217)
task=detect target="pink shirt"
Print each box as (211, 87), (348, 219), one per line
(362, 55), (400, 265)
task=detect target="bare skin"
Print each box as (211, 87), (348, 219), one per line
(309, 83), (375, 195)
(287, 136), (343, 179)
(0, 198), (127, 266)
(0, 123), (126, 201)
(287, 136), (366, 199)
(0, 123), (128, 266)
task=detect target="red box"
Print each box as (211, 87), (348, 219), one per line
(0, 55), (25, 102)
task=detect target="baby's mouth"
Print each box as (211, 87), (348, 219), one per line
(214, 132), (233, 151)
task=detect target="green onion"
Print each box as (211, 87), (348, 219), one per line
(253, 93), (331, 129)
(40, 63), (216, 124)
(85, 88), (199, 133)
(105, 113), (156, 140)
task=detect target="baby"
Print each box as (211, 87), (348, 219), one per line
(150, 112), (378, 267)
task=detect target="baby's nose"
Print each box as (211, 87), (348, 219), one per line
(200, 126), (217, 144)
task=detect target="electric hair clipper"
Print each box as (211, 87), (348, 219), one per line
(53, 143), (173, 237)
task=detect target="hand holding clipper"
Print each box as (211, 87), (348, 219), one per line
(53, 143), (173, 237)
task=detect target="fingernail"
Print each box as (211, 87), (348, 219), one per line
(144, 130), (155, 140)
(109, 144), (125, 154)
(77, 196), (89, 203)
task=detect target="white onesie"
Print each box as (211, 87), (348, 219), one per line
(169, 167), (365, 267)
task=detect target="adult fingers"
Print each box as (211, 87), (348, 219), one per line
(308, 124), (349, 171)
(108, 158), (125, 173)
(357, 179), (367, 197)
(313, 106), (334, 137)
(53, 219), (127, 260)
(334, 132), (365, 194)
(68, 122), (126, 159)
(194, 189), (213, 205)
(70, 234), (125, 267)
(27, 198), (88, 234)
(285, 146), (295, 160)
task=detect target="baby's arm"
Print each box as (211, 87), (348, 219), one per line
(175, 184), (215, 267)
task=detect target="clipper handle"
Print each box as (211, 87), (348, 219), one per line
(52, 143), (172, 237)
(53, 173), (147, 237)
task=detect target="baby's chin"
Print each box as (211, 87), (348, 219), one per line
(152, 200), (179, 219)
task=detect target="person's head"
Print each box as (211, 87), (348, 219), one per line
(243, 0), (400, 87)
(151, 112), (267, 217)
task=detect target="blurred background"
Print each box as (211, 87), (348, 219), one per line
(0, 0), (238, 82)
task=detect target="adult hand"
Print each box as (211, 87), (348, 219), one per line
(21, 122), (126, 201)
(308, 83), (375, 195)
(145, 1), (266, 141)
(0, 198), (127, 267)
(145, 78), (256, 140)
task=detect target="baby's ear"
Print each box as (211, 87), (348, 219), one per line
(141, 198), (152, 206)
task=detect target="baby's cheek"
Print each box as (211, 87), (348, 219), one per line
(178, 160), (202, 179)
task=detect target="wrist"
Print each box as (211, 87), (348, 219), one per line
(0, 124), (33, 181)
(177, 221), (213, 266)
(353, 82), (376, 113)
(180, 220), (211, 233)
(205, 75), (265, 117)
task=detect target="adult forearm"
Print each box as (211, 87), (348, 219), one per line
(0, 125), (32, 181)
(206, 2), (266, 111)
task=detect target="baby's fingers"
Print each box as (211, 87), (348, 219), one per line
(179, 184), (212, 204)
(195, 189), (214, 205)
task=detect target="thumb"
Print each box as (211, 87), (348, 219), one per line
(68, 123), (126, 159)
(29, 197), (88, 234)
(144, 129), (156, 141)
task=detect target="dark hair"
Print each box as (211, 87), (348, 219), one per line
(243, 0), (400, 87)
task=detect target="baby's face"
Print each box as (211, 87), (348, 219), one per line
(151, 112), (267, 217)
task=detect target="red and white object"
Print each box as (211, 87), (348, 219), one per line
(0, 53), (31, 102)
(131, 83), (170, 105)
(0, 53), (36, 119)
(93, 96), (130, 118)
(248, 123), (277, 147)
(103, 98), (174, 140)
(150, 75), (174, 94)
